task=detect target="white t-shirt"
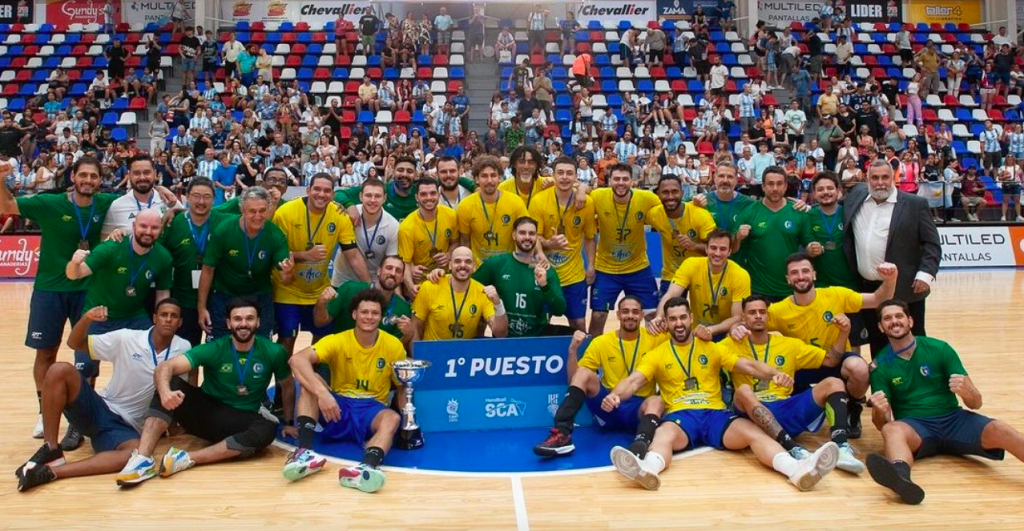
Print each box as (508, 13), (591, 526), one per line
(89, 328), (191, 430)
(101, 190), (181, 237)
(331, 205), (399, 286)
(710, 65), (728, 89)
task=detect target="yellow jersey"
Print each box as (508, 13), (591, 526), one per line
(719, 335), (825, 402)
(397, 206), (459, 271)
(498, 177), (549, 209)
(272, 198), (357, 305)
(456, 191), (529, 265)
(767, 286), (863, 351)
(591, 188), (662, 274)
(637, 338), (739, 413)
(412, 275), (496, 340)
(578, 327), (669, 397)
(670, 257), (751, 326)
(528, 188), (597, 286)
(647, 203), (716, 281)
(313, 329), (406, 404)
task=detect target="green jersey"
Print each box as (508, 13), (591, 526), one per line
(203, 216), (290, 296)
(17, 192), (118, 291)
(159, 210), (226, 308)
(335, 177), (476, 222)
(705, 192), (756, 233)
(803, 205), (858, 290)
(870, 336), (967, 420)
(83, 238), (173, 320)
(473, 253), (565, 337)
(326, 280), (412, 339)
(185, 335), (290, 412)
(734, 201), (810, 298)
(212, 196), (241, 216)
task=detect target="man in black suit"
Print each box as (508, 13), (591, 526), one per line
(843, 159), (942, 357)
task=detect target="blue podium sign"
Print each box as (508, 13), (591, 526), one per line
(413, 336), (593, 432)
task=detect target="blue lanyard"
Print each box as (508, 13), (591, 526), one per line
(892, 339), (916, 357)
(148, 330), (172, 366)
(242, 220), (264, 273)
(361, 210), (382, 252)
(231, 343), (254, 387)
(127, 238), (149, 288)
(817, 206), (842, 240)
(423, 212), (439, 249)
(72, 192), (95, 242)
(186, 213), (209, 257)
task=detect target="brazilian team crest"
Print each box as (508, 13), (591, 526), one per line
(501, 214), (511, 224)
(698, 355), (708, 365)
(327, 222), (337, 233)
(258, 250), (267, 260)
(376, 358), (386, 370)
(145, 270), (153, 280)
(253, 363), (264, 374)
(823, 311), (834, 322)
(635, 212), (644, 220)
(445, 228), (453, 237)
(573, 216), (582, 226)
(775, 355), (785, 366)
(470, 304), (478, 315)
(920, 365), (931, 377)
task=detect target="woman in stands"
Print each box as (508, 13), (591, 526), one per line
(997, 155), (1024, 221)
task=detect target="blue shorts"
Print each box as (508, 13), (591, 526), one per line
(901, 409), (1005, 461)
(209, 290), (275, 341)
(26, 289), (86, 350)
(586, 386), (643, 430)
(63, 373), (139, 452)
(320, 394), (389, 447)
(762, 389), (826, 437)
(662, 409), (737, 450)
(75, 315), (152, 379)
(793, 351), (862, 394)
(274, 303), (334, 339)
(562, 281), (589, 321)
(659, 278), (672, 297)
(591, 270), (659, 312)
(182, 58), (196, 72)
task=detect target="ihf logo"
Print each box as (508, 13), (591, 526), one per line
(447, 399), (459, 422)
(547, 394), (560, 417)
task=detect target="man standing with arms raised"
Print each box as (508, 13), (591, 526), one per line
(0, 156), (118, 438)
(399, 178), (460, 299)
(530, 157), (596, 332)
(458, 156), (529, 265)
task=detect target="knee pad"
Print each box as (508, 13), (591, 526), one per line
(225, 419), (276, 459)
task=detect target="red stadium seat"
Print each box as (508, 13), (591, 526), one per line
(434, 55), (448, 65)
(296, 22), (309, 31)
(344, 81), (359, 93)
(340, 126), (352, 139)
(281, 32), (297, 44)
(575, 42), (591, 54)
(15, 70), (30, 82)
(944, 95), (958, 106)
(697, 141), (715, 154)
(394, 110), (411, 123)
(682, 108), (696, 121)
(367, 67), (382, 79)
(285, 55), (301, 67)
(314, 68), (330, 79)
(335, 55), (351, 66)
(670, 79), (686, 92)
(447, 80), (463, 92)
(251, 22), (265, 30)
(650, 66), (666, 79)
(989, 109), (1005, 121)
(417, 67), (431, 78)
(292, 43), (307, 55)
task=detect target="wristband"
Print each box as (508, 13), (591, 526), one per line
(494, 301), (506, 316)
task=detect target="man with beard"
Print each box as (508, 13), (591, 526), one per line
(15, 300), (192, 491)
(701, 162), (757, 234)
(0, 156), (119, 438)
(473, 217), (566, 337)
(113, 298), (291, 486)
(844, 160), (941, 357)
(866, 300), (1024, 505)
(648, 175), (715, 296)
(533, 297), (667, 457)
(588, 164), (664, 336)
(457, 156), (529, 266)
(436, 155), (475, 210)
(803, 172), (859, 291)
(733, 167), (812, 302)
(284, 289), (406, 493)
(654, 229), (750, 341)
(101, 154), (182, 238)
(336, 156), (418, 221)
(529, 157), (596, 332)
(605, 297), (839, 492)
(199, 187), (294, 340)
(159, 177), (223, 347)
(399, 178), (460, 299)
(499, 145), (548, 209)
(732, 253), (897, 438)
(332, 179), (395, 286)
(723, 295), (864, 475)
(63, 209), (173, 449)
(272, 173), (367, 360)
(411, 246), (507, 340)
(316, 256), (417, 351)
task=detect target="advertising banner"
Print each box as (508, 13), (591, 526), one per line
(219, 0), (372, 25)
(845, 0), (902, 23)
(121, 0), (193, 25)
(656, 0), (719, 21)
(45, 0), (120, 25)
(756, 0), (822, 25)
(0, 0), (33, 23)
(0, 235), (40, 278)
(938, 225), (1024, 268)
(575, 0), (656, 27)
(904, 0), (982, 25)
(413, 336), (593, 432)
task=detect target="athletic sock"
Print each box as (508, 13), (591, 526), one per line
(296, 416), (316, 449)
(772, 451), (799, 477)
(553, 386), (586, 434)
(826, 392), (850, 445)
(634, 414), (659, 446)
(775, 429), (799, 451)
(37, 391), (42, 413)
(362, 446), (385, 469)
(642, 452), (666, 474)
(893, 460), (912, 480)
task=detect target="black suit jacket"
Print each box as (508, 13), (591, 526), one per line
(842, 184), (942, 303)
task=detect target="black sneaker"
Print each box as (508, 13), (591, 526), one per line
(59, 425), (84, 451)
(17, 463), (56, 492)
(848, 400), (864, 439)
(627, 439), (650, 459)
(866, 454), (925, 505)
(16, 443), (66, 479)
(533, 428), (575, 457)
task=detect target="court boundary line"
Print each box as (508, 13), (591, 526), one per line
(511, 475), (530, 531)
(272, 440), (714, 478)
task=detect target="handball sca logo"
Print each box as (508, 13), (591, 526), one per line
(327, 222), (337, 234)
(470, 304), (478, 315)
(573, 216), (582, 226)
(501, 214), (511, 224)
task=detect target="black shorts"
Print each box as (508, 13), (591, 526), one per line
(203, 60), (218, 72)
(902, 409), (1005, 461)
(148, 378), (275, 450)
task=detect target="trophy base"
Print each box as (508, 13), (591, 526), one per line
(396, 428), (425, 450)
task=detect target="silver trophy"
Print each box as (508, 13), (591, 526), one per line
(392, 359), (432, 450)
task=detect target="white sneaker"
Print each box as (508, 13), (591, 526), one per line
(949, 217), (961, 222)
(789, 441), (839, 491)
(1016, 216), (1024, 222)
(836, 443), (865, 474)
(32, 415), (44, 439)
(788, 446), (812, 461)
(610, 446), (661, 491)
(159, 446), (195, 478)
(1001, 216), (1007, 221)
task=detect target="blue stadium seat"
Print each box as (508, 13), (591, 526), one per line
(333, 67), (349, 78)
(607, 42), (620, 54)
(384, 68), (399, 79)
(588, 21), (602, 30)
(955, 108), (972, 122)
(599, 66), (614, 78)
(101, 112), (118, 127)
(308, 43), (323, 54)
(19, 84), (37, 97)
(8, 98), (25, 111)
(594, 55), (611, 67)
(606, 94), (622, 107)
(617, 21), (632, 32)
(302, 56), (317, 67)
(31, 71), (48, 83)
(357, 111), (374, 123)
(555, 109), (572, 122)
(450, 67), (465, 79)
(69, 83), (87, 97)
(687, 80), (704, 92)
(637, 80), (654, 92)
(555, 94), (572, 107)
(969, 124), (985, 137)
(111, 127), (128, 142)
(661, 21), (675, 32)
(235, 21), (250, 31)
(110, 98), (128, 111)
(667, 67), (682, 78)
(366, 56), (381, 67)
(297, 33), (311, 44)
(411, 110), (425, 123)
(575, 31), (589, 42)
(297, 68), (314, 80)
(44, 57), (60, 69)
(600, 80), (616, 92)
(552, 67), (567, 80)
(552, 80), (566, 92)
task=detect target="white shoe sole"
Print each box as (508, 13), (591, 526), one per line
(32, 417), (44, 439)
(837, 455), (866, 475)
(791, 442), (839, 491)
(610, 446), (641, 479)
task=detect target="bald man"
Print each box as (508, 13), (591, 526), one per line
(61, 209), (173, 449)
(411, 246), (508, 340)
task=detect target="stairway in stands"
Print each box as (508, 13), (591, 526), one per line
(465, 61), (499, 136)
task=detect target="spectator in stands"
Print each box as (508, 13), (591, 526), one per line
(960, 168), (988, 221)
(509, 59), (532, 98)
(356, 77), (380, 114)
(468, 6), (487, 63)
(997, 156), (1023, 222)
(806, 30), (823, 82)
(560, 11), (580, 55)
(496, 28), (516, 64)
(221, 33), (245, 80)
(819, 0), (835, 31)
(105, 39), (128, 86)
(180, 27), (200, 86)
(533, 69), (554, 122)
(569, 53), (593, 92)
(834, 35), (853, 80)
(980, 120), (1002, 174)
(647, 27), (667, 66)
(528, 6), (550, 54)
(914, 41), (942, 98)
(237, 45), (258, 87)
(709, 56), (729, 96)
(170, 0), (188, 34)
(334, 15), (353, 60)
(620, 28), (640, 70)
(431, 8), (453, 55)
(358, 10), (381, 55)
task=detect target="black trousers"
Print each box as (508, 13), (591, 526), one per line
(148, 379), (274, 448)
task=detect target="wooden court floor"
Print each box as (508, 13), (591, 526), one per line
(2, 270), (1024, 530)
